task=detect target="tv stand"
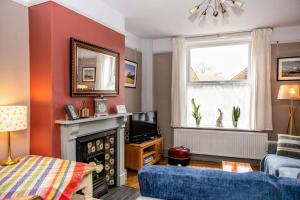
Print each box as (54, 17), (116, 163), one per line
(125, 137), (163, 170)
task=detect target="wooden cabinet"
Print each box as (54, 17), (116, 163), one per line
(125, 137), (164, 171)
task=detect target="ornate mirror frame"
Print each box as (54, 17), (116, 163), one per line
(71, 38), (120, 97)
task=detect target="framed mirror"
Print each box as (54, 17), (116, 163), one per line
(71, 38), (119, 97)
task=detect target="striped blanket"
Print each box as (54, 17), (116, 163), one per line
(0, 155), (94, 200)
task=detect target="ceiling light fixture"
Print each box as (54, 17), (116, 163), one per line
(190, 0), (244, 18)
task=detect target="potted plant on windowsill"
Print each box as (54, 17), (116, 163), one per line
(232, 106), (240, 128)
(192, 98), (202, 126)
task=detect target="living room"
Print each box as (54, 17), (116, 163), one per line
(0, 0), (300, 199)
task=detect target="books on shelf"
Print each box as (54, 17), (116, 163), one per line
(144, 155), (154, 165)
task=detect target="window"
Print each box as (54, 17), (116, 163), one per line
(186, 41), (251, 129)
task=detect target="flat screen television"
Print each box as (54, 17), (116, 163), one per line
(129, 111), (158, 143)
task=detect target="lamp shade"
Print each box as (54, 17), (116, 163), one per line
(0, 106), (27, 132)
(277, 84), (300, 100)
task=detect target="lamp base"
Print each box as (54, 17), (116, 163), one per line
(0, 157), (20, 166)
(286, 106), (297, 135)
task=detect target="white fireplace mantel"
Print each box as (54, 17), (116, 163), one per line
(55, 113), (132, 186)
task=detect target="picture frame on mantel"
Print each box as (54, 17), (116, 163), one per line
(277, 57), (300, 81)
(125, 60), (138, 88)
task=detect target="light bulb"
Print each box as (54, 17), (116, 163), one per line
(213, 11), (219, 17)
(233, 0), (244, 8)
(289, 88), (296, 95)
(190, 6), (200, 15)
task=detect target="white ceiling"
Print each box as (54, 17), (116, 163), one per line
(101, 0), (300, 38)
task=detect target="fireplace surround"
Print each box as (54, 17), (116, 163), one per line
(55, 113), (131, 190)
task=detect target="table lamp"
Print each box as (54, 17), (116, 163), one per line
(0, 106), (27, 166)
(277, 85), (300, 135)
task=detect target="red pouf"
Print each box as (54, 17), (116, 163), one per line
(168, 146), (190, 166)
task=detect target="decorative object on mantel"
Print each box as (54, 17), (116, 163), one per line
(71, 38), (119, 97)
(216, 108), (224, 128)
(115, 105), (127, 114)
(64, 104), (80, 120)
(277, 84), (300, 135)
(95, 97), (108, 117)
(125, 60), (138, 88)
(79, 101), (90, 118)
(191, 98), (202, 126)
(232, 106), (240, 128)
(277, 57), (300, 81)
(189, 0), (244, 19)
(0, 106), (27, 166)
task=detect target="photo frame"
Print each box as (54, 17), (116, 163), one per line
(115, 105), (127, 114)
(125, 60), (138, 88)
(64, 104), (80, 120)
(277, 57), (300, 81)
(82, 67), (96, 82)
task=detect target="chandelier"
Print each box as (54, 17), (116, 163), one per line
(190, 0), (244, 18)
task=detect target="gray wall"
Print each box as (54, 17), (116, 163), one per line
(125, 47), (142, 112)
(153, 52), (173, 150)
(271, 42), (300, 139)
(0, 0), (30, 160)
(153, 42), (300, 151)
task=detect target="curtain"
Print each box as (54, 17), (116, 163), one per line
(171, 37), (187, 127)
(250, 29), (273, 131)
(95, 55), (115, 90)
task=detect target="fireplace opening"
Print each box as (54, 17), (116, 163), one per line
(76, 129), (117, 198)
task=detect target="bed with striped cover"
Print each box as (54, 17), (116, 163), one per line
(0, 155), (94, 200)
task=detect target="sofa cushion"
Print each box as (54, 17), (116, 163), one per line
(277, 134), (300, 159)
(279, 167), (300, 179)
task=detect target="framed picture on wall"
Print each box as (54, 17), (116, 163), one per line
(125, 60), (138, 88)
(277, 57), (300, 81)
(82, 67), (96, 82)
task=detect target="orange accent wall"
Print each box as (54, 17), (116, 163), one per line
(29, 2), (125, 157)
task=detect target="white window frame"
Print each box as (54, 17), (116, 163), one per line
(186, 40), (252, 86)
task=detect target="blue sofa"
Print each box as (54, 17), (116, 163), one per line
(138, 165), (300, 200)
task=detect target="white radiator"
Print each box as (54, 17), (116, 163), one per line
(174, 128), (268, 160)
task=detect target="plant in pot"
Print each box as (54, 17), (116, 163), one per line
(192, 98), (202, 126)
(232, 106), (240, 128)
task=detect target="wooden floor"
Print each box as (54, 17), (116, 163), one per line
(124, 159), (259, 189)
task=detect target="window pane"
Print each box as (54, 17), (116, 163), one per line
(190, 43), (249, 82)
(187, 84), (251, 129)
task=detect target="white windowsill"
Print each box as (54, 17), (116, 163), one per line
(172, 125), (262, 132)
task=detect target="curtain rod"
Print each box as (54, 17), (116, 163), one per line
(185, 27), (274, 40)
